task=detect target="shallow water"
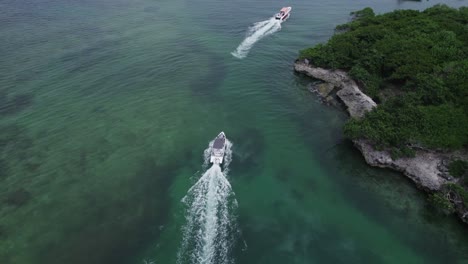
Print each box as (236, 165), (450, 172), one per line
(1, 0), (468, 263)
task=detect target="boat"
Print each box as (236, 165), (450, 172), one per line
(275, 7), (292, 21)
(210, 132), (227, 164)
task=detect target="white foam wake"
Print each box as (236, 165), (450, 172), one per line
(231, 17), (282, 59)
(178, 139), (237, 264)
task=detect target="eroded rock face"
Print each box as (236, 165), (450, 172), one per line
(294, 61), (468, 224)
(316, 83), (335, 98)
(294, 63), (376, 118)
(294, 62), (445, 190)
(354, 140), (447, 191)
(336, 84), (376, 118)
(295, 63), (349, 87)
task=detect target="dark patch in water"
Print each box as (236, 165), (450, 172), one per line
(91, 106), (106, 114)
(37, 159), (178, 264)
(0, 92), (34, 116)
(183, 148), (199, 171)
(13, 67), (44, 84)
(304, 176), (316, 192)
(59, 39), (121, 74)
(0, 124), (33, 159)
(0, 159), (8, 179)
(186, 43), (227, 97)
(25, 162), (41, 173)
(229, 128), (265, 177)
(275, 167), (290, 183)
(236, 211), (386, 264)
(290, 188), (304, 201)
(143, 6), (160, 13)
(272, 199), (285, 209)
(5, 188), (31, 207)
(0, 225), (7, 239)
(189, 58), (227, 97)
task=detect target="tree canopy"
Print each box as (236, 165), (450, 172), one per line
(300, 5), (468, 154)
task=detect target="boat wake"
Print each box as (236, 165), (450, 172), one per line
(231, 17), (282, 59)
(177, 139), (237, 264)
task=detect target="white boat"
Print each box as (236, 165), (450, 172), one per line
(275, 7), (292, 21)
(210, 132), (227, 164)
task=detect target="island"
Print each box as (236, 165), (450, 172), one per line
(295, 5), (468, 223)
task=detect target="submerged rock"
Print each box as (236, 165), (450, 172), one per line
(5, 188), (31, 207)
(316, 83), (335, 98)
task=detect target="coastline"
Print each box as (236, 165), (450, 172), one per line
(294, 61), (468, 223)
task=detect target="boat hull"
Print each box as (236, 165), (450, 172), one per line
(275, 7), (291, 21)
(210, 132), (226, 164)
(210, 156), (224, 164)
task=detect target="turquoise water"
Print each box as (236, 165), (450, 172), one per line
(1, 0), (468, 263)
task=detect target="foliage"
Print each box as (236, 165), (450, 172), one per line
(429, 182), (468, 215)
(301, 5), (468, 153)
(448, 160), (468, 178)
(445, 183), (468, 207)
(429, 193), (455, 214)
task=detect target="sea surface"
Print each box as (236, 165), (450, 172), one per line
(1, 0), (468, 263)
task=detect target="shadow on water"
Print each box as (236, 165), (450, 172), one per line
(37, 159), (179, 264)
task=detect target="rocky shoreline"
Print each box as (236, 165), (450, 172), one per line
(294, 61), (468, 223)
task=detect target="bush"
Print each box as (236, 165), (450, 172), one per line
(429, 193), (455, 214)
(448, 160), (468, 178)
(447, 183), (468, 207)
(301, 5), (468, 154)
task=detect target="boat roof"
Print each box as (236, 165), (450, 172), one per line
(280, 7), (290, 12)
(213, 137), (225, 149)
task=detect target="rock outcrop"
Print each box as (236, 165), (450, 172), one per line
(294, 62), (452, 190)
(316, 83), (335, 98)
(354, 139), (447, 190)
(295, 63), (376, 118)
(295, 61), (468, 223)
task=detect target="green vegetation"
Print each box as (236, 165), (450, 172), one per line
(299, 5), (468, 153)
(429, 193), (455, 214)
(445, 183), (468, 207)
(448, 159), (468, 178)
(429, 183), (468, 215)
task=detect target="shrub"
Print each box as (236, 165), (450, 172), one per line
(429, 193), (455, 214)
(448, 160), (468, 178)
(301, 5), (468, 155)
